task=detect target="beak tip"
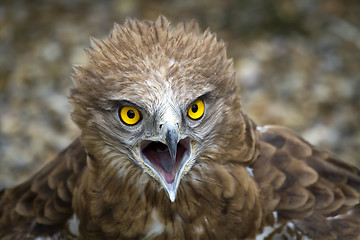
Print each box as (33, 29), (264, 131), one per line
(163, 177), (178, 202)
(168, 190), (177, 202)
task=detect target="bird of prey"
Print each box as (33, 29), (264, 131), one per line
(1, 16), (360, 240)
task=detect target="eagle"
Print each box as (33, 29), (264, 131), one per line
(1, 16), (360, 240)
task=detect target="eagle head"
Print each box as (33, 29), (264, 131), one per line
(69, 16), (248, 202)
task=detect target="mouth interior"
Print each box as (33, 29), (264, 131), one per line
(141, 138), (190, 184)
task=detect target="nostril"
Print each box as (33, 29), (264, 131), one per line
(159, 124), (163, 130)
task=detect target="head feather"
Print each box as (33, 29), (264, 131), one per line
(71, 16), (232, 88)
(69, 16), (238, 143)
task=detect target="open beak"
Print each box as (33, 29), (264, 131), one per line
(140, 122), (192, 202)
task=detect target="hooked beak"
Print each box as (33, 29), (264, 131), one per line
(161, 123), (178, 173)
(140, 122), (192, 202)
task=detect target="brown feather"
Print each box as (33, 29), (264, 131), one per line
(255, 125), (360, 239)
(0, 138), (86, 239)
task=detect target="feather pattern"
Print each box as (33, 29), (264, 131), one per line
(0, 139), (86, 239)
(254, 125), (360, 239)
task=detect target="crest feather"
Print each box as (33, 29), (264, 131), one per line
(70, 16), (235, 121)
(75, 16), (229, 76)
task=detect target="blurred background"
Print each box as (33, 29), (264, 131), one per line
(0, 0), (359, 188)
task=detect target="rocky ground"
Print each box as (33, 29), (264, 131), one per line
(0, 0), (359, 188)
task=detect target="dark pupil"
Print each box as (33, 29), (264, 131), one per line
(191, 104), (198, 113)
(127, 110), (135, 119)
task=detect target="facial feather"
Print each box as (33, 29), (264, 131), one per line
(69, 16), (244, 184)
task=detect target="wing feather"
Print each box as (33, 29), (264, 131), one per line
(0, 138), (87, 239)
(254, 125), (360, 239)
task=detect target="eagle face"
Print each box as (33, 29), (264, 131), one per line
(114, 78), (208, 202)
(70, 16), (241, 202)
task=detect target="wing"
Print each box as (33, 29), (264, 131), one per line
(0, 138), (87, 239)
(253, 125), (360, 240)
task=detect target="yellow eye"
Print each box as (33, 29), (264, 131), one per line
(188, 99), (205, 120)
(120, 106), (141, 125)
